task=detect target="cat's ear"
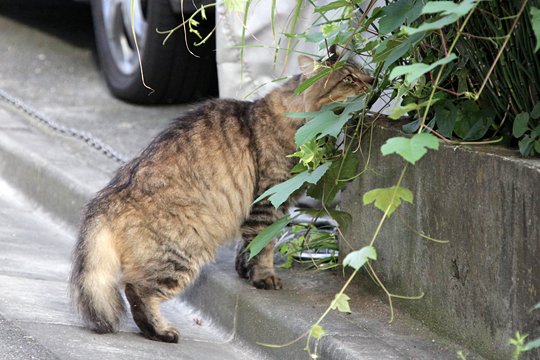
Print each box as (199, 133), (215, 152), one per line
(298, 56), (318, 76)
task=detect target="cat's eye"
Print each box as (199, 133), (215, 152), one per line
(342, 75), (355, 85)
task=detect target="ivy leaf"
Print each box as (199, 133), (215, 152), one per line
(389, 54), (457, 83)
(363, 186), (413, 216)
(246, 216), (290, 260)
(331, 293), (351, 313)
(254, 162), (332, 208)
(342, 246), (377, 270)
(381, 133), (439, 164)
(531, 7), (540, 52)
(309, 324), (326, 339)
(513, 113), (530, 138)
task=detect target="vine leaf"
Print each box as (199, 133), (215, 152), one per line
(246, 216), (290, 260)
(342, 246), (377, 270)
(223, 0), (246, 12)
(363, 186), (413, 216)
(254, 162), (332, 208)
(331, 293), (351, 313)
(402, 0), (477, 35)
(381, 133), (439, 164)
(294, 67), (334, 95)
(379, 0), (424, 34)
(389, 54), (457, 83)
(295, 97), (366, 147)
(309, 324), (326, 340)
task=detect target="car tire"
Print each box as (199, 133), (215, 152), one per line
(91, 0), (218, 104)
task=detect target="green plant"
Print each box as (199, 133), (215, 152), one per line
(509, 302), (540, 359)
(240, 0), (540, 357)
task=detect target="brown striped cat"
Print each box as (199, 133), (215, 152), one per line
(70, 53), (374, 343)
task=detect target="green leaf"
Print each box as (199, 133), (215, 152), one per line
(315, 0), (350, 13)
(294, 67), (334, 95)
(422, 0), (476, 17)
(381, 133), (440, 164)
(531, 101), (540, 119)
(513, 113), (530, 138)
(402, 0), (477, 35)
(295, 111), (339, 147)
(531, 302), (540, 311)
(389, 54), (457, 83)
(535, 139), (540, 154)
(389, 102), (420, 120)
(373, 33), (425, 69)
(289, 139), (326, 169)
(295, 97), (366, 147)
(379, 0), (424, 34)
(433, 101), (458, 138)
(309, 324), (325, 339)
(307, 152), (358, 205)
(523, 337), (540, 351)
(331, 293), (351, 313)
(363, 186), (413, 216)
(342, 246), (377, 270)
(454, 101), (495, 140)
(326, 210), (352, 232)
(518, 136), (535, 157)
(246, 216), (290, 260)
(254, 162), (332, 208)
(531, 7), (540, 53)
(223, 0), (247, 12)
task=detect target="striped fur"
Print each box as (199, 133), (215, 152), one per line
(70, 55), (373, 342)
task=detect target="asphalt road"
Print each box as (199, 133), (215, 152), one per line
(0, 0), (191, 159)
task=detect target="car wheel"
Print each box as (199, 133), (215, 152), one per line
(91, 0), (218, 104)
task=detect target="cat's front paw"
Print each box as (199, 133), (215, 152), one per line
(251, 270), (282, 290)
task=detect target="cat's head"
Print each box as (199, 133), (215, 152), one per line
(297, 53), (374, 112)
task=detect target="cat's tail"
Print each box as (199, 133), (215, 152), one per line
(69, 219), (124, 333)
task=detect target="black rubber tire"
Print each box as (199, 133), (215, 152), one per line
(91, 0), (218, 104)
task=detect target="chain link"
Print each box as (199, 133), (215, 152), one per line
(0, 88), (128, 164)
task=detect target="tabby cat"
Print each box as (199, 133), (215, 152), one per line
(70, 53), (373, 343)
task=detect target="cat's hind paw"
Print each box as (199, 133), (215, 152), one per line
(251, 272), (282, 290)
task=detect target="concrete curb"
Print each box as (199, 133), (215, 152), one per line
(0, 106), (483, 359)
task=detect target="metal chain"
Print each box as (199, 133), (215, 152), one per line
(0, 88), (128, 164)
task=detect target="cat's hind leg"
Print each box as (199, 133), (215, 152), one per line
(124, 283), (180, 343)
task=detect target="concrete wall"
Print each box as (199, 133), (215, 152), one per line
(341, 124), (540, 359)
